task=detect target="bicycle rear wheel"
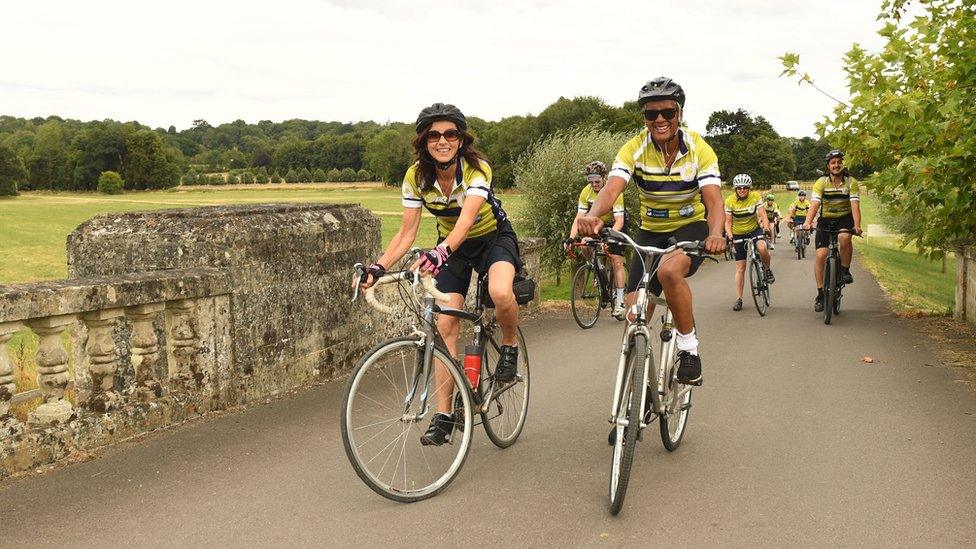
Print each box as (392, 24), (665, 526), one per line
(824, 258), (836, 325)
(748, 254), (767, 316)
(609, 333), (647, 515)
(480, 327), (530, 448)
(571, 264), (601, 329)
(658, 331), (691, 451)
(341, 336), (474, 502)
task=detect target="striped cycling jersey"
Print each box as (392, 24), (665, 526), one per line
(811, 176), (860, 218)
(401, 158), (508, 239)
(789, 198), (810, 218)
(724, 190), (763, 235)
(577, 184), (625, 224)
(764, 201), (781, 218)
(609, 128), (721, 233)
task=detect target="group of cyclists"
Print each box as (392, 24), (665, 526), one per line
(355, 76), (862, 445)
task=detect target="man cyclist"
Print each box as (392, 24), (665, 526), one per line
(763, 194), (782, 249)
(577, 77), (726, 387)
(567, 160), (628, 318)
(802, 149), (862, 312)
(724, 174), (773, 311)
(787, 190), (810, 245)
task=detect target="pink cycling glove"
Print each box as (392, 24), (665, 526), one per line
(418, 244), (451, 275)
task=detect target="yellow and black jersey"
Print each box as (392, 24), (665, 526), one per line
(609, 128), (720, 233)
(401, 158), (508, 239)
(577, 184), (625, 224)
(789, 198), (810, 218)
(811, 176), (860, 218)
(724, 190), (763, 235)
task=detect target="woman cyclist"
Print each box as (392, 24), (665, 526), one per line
(566, 160), (628, 318)
(357, 103), (522, 446)
(787, 190), (810, 245)
(763, 193), (782, 249)
(724, 174), (773, 311)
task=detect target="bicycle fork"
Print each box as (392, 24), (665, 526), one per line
(609, 323), (661, 430)
(402, 297), (438, 422)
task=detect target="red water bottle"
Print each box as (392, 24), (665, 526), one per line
(463, 344), (482, 388)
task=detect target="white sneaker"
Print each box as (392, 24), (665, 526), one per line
(611, 303), (626, 320)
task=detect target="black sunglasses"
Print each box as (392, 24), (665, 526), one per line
(425, 129), (462, 143)
(643, 108), (679, 121)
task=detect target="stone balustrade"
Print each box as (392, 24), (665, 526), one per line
(1, 203), (544, 477)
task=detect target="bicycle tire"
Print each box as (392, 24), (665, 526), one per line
(480, 327), (530, 448)
(824, 257), (836, 325)
(748, 252), (767, 316)
(341, 336), (474, 503)
(658, 329), (691, 451)
(571, 264), (601, 329)
(609, 333), (646, 515)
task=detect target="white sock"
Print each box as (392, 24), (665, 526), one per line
(675, 329), (699, 356)
(615, 288), (625, 304)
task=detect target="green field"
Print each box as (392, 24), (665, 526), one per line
(0, 184), (527, 284)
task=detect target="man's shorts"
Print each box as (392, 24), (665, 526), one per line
(732, 227), (765, 261)
(435, 221), (522, 296)
(792, 216), (805, 226)
(815, 214), (855, 249)
(626, 221), (708, 296)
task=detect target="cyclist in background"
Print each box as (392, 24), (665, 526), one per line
(567, 160), (628, 318)
(724, 174), (773, 311)
(763, 194), (782, 249)
(803, 149), (862, 312)
(356, 103), (522, 446)
(787, 190), (810, 244)
(577, 77), (726, 387)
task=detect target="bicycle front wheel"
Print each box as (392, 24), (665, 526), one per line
(341, 336), (474, 503)
(571, 263), (601, 329)
(748, 255), (767, 317)
(824, 258), (836, 325)
(609, 333), (647, 515)
(658, 331), (691, 451)
(480, 327), (530, 448)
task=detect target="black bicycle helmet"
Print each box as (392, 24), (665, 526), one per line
(415, 103), (468, 133)
(637, 77), (686, 108)
(825, 149), (845, 162)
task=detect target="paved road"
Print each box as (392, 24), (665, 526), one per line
(4, 244), (976, 547)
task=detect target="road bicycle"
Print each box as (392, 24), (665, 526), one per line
(730, 234), (771, 316)
(818, 226), (858, 325)
(341, 253), (531, 502)
(568, 239), (616, 328)
(792, 225), (810, 260)
(599, 228), (708, 515)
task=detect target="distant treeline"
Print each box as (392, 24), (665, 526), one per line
(0, 97), (841, 193)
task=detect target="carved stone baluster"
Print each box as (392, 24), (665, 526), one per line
(126, 304), (164, 400)
(27, 314), (77, 425)
(81, 309), (124, 412)
(166, 299), (202, 388)
(0, 321), (24, 420)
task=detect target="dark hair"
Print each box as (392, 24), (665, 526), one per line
(411, 123), (488, 191)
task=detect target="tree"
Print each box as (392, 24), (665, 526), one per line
(363, 128), (412, 185)
(479, 115), (540, 188)
(27, 120), (70, 190)
(270, 172), (282, 184)
(788, 137), (833, 180)
(182, 170), (198, 185)
(240, 171), (255, 184)
(339, 167), (357, 182)
(97, 171), (124, 194)
(0, 143), (25, 196)
(706, 109), (796, 186)
(312, 168), (327, 182)
(284, 169), (298, 183)
(120, 126), (180, 189)
(326, 168), (342, 182)
(255, 172), (269, 184)
(356, 168), (372, 181)
(297, 167), (312, 183)
(780, 0), (976, 256)
(226, 173), (239, 185)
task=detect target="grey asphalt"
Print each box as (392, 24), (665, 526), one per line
(3, 243), (976, 548)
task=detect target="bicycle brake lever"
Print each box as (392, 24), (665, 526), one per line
(351, 262), (366, 302)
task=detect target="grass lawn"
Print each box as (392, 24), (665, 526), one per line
(0, 184), (526, 284)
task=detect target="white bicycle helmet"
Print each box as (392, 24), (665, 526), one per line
(732, 173), (753, 187)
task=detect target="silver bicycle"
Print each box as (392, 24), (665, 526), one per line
(601, 228), (706, 515)
(341, 254), (530, 502)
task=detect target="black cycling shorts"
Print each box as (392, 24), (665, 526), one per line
(626, 221), (708, 296)
(815, 214), (854, 249)
(732, 227), (765, 261)
(435, 221), (522, 296)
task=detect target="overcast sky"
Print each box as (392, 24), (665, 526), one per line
(1, 0), (888, 137)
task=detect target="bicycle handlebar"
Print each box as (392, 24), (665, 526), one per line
(361, 271), (450, 314)
(730, 235), (768, 245)
(600, 228), (704, 256)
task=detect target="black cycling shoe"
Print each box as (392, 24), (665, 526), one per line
(814, 291), (825, 312)
(420, 413), (455, 446)
(494, 345), (519, 383)
(676, 351), (703, 386)
(765, 268), (775, 284)
(840, 267), (854, 285)
(732, 298), (743, 311)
